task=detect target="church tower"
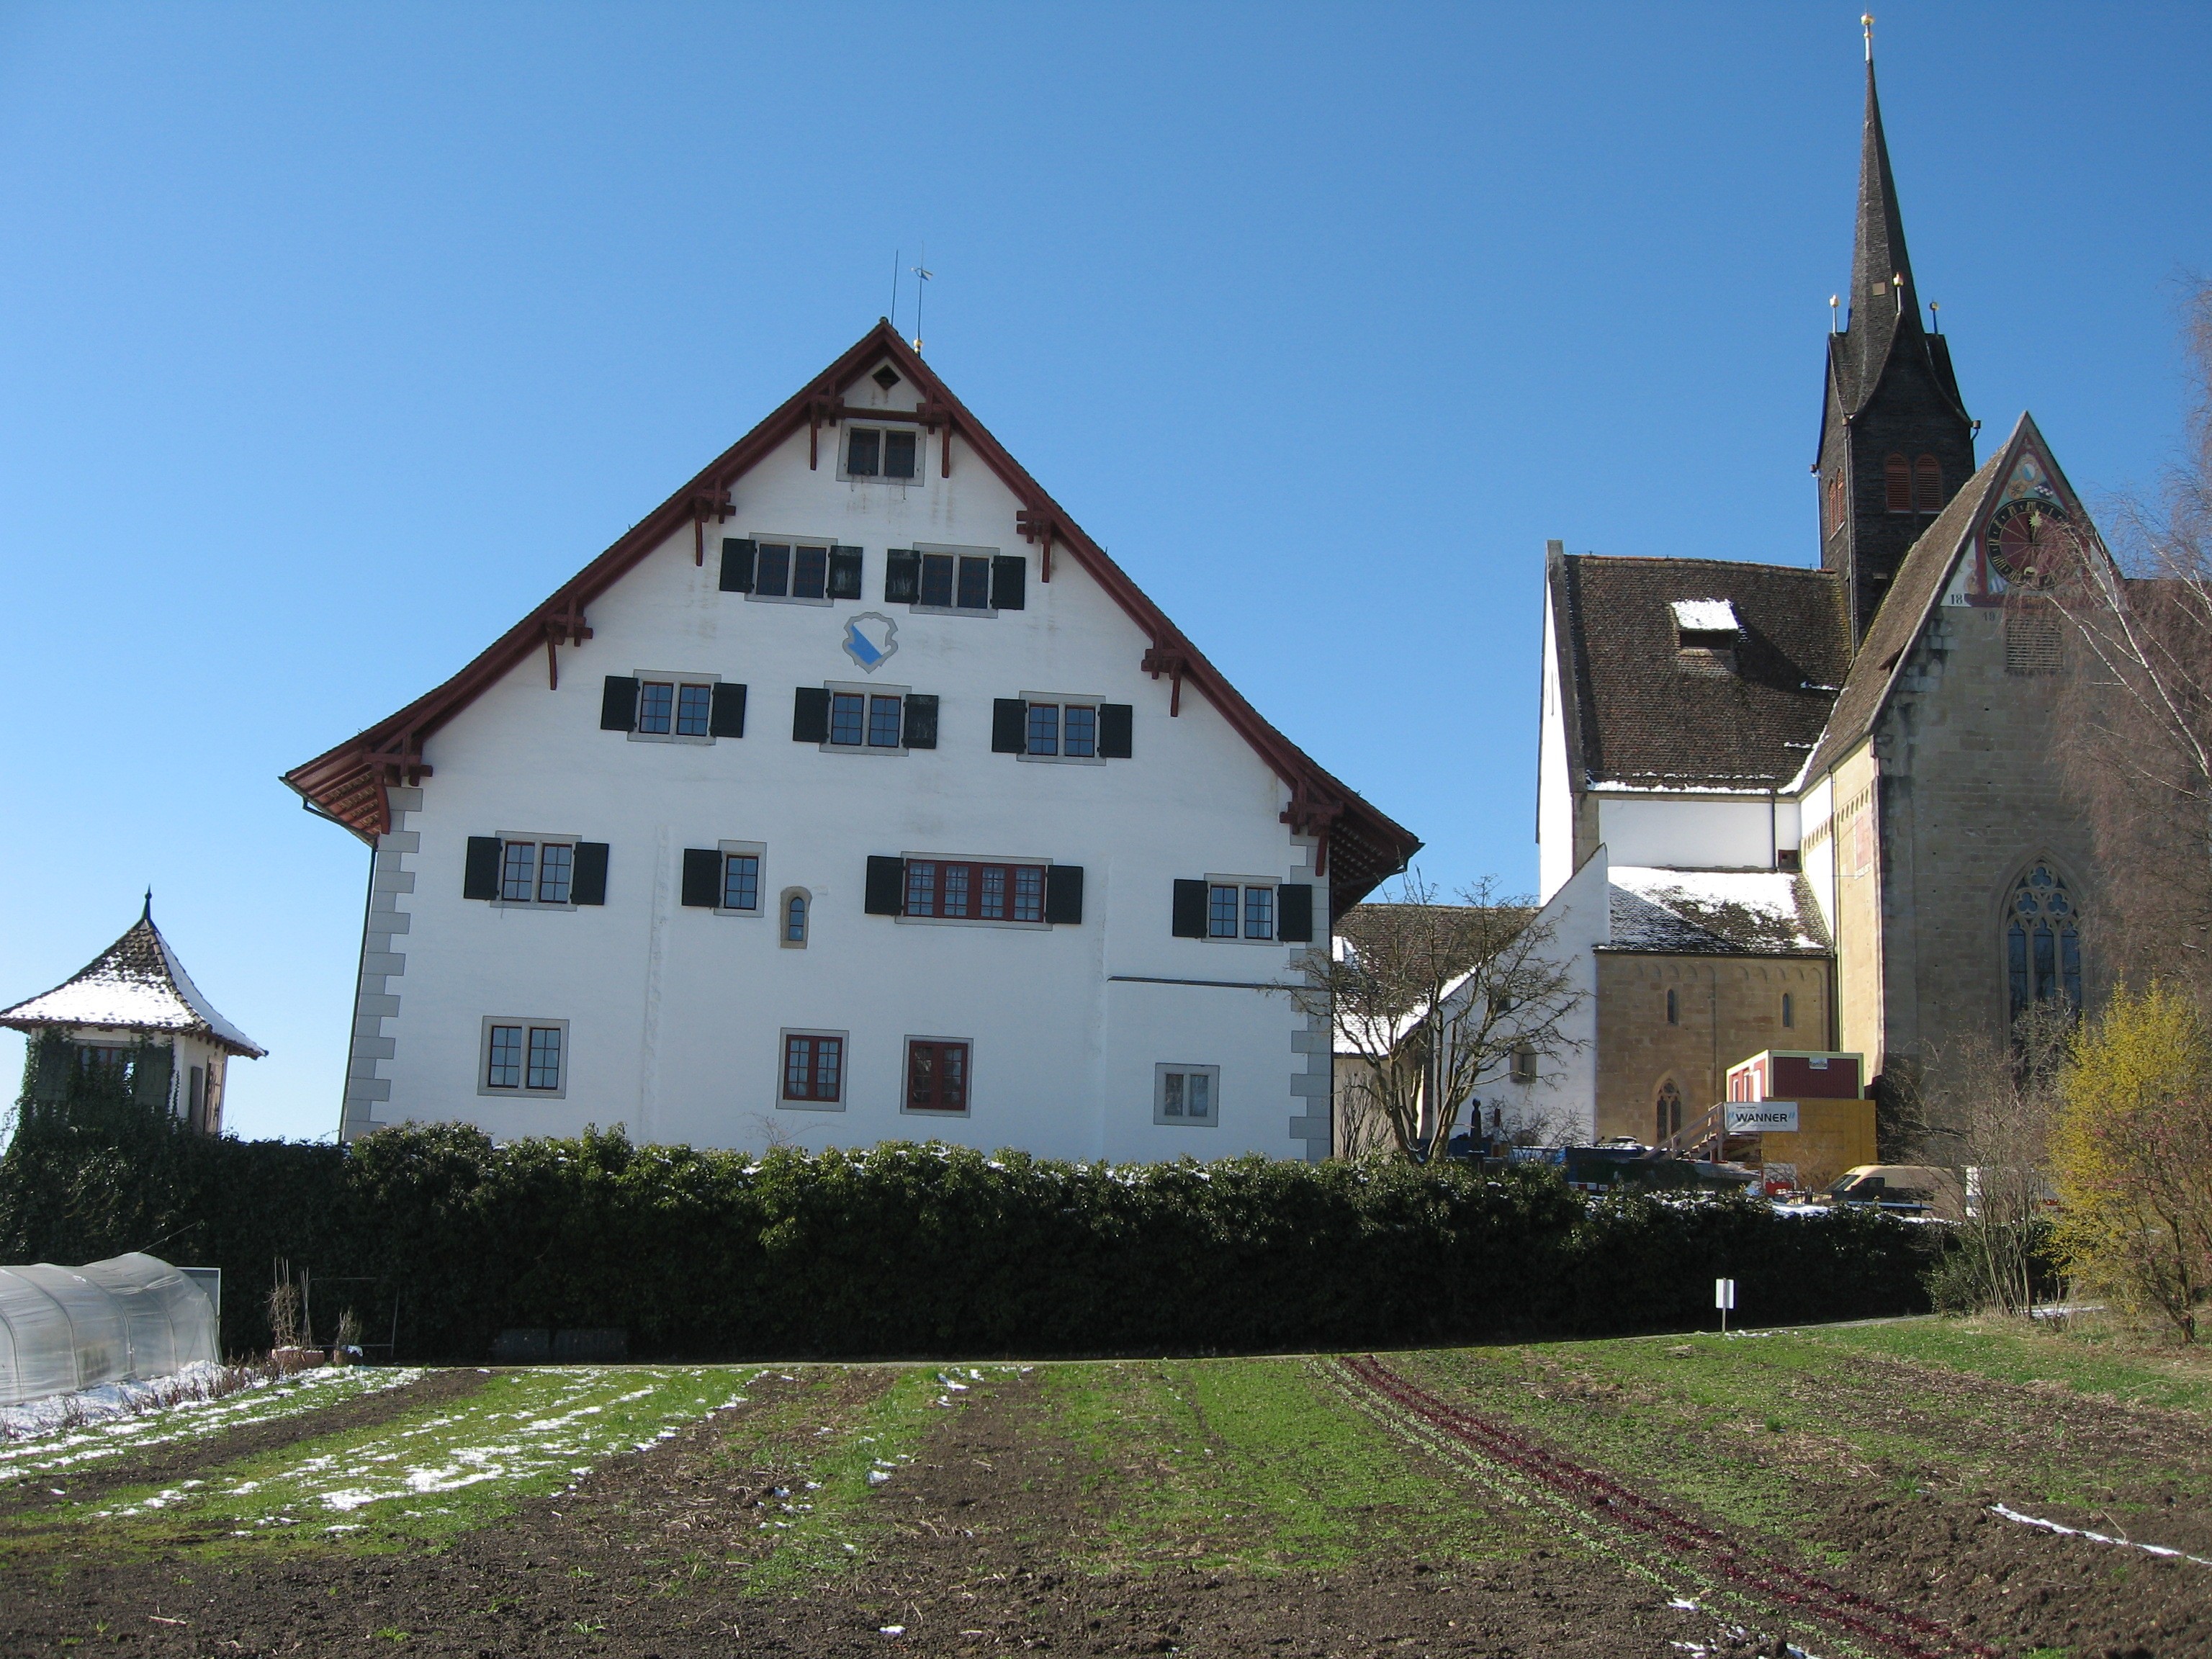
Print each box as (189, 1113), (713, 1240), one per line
(1816, 52), (1976, 645)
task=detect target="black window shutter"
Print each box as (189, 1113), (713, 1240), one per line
(572, 842), (610, 905)
(991, 554), (1026, 611)
(464, 836), (503, 900)
(1277, 883), (1316, 943)
(1045, 864), (1084, 925)
(599, 676), (639, 732)
(865, 855), (906, 916)
(1172, 879), (1208, 938)
(792, 687), (831, 743)
(884, 549), (920, 605)
(709, 683), (747, 738)
(1098, 703), (1134, 759)
(992, 698), (1028, 754)
(719, 538), (756, 593)
(680, 848), (721, 908)
(902, 693), (939, 750)
(829, 546), (863, 601)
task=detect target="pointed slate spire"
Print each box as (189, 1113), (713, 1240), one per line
(1847, 53), (1922, 398)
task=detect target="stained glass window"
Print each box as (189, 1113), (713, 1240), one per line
(2006, 862), (2083, 1024)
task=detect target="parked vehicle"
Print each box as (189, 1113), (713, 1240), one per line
(1822, 1164), (1966, 1223)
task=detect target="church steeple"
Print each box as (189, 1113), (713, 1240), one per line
(1816, 40), (1976, 646)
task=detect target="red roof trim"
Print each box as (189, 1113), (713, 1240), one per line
(283, 321), (1419, 911)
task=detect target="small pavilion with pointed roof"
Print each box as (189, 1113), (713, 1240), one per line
(1, 901), (264, 1135)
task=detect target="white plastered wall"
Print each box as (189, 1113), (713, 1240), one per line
(1483, 844), (1610, 1143)
(1591, 794), (1794, 873)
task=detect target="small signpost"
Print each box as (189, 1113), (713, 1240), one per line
(1715, 1277), (1737, 1335)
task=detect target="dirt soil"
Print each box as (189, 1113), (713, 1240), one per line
(0, 1364), (2204, 1658)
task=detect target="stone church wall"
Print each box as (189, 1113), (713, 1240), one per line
(1593, 953), (1834, 1141)
(1867, 599), (2092, 1097)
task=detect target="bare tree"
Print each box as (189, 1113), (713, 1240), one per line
(1918, 1007), (2067, 1315)
(1303, 869), (1583, 1159)
(2054, 279), (2212, 994)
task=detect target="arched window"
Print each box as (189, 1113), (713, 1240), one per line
(780, 888), (810, 949)
(1665, 986), (1679, 1025)
(1781, 991), (1794, 1030)
(1654, 1079), (1683, 1143)
(1884, 453), (1912, 513)
(2006, 863), (2082, 1023)
(1825, 470), (1845, 536)
(1913, 454), (1943, 513)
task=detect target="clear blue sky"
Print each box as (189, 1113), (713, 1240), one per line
(3, 4), (2207, 1144)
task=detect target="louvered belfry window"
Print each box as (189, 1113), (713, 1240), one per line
(1913, 454), (1943, 513)
(1884, 453), (1913, 513)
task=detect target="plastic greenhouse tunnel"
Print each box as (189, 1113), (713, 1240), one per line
(0, 1252), (219, 1407)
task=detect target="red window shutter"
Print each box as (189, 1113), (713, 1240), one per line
(1884, 454), (1912, 513)
(1913, 454), (1942, 513)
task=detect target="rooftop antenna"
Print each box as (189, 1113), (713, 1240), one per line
(1862, 12), (1874, 62)
(889, 247), (901, 335)
(910, 243), (932, 356)
(1830, 294), (1839, 333)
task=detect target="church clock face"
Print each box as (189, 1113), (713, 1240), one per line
(1986, 496), (2068, 588)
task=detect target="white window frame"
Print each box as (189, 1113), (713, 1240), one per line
(478, 1016), (570, 1100)
(629, 669), (721, 745)
(900, 1034), (975, 1118)
(493, 832), (583, 911)
(746, 534), (840, 607)
(1202, 874), (1280, 945)
(780, 886), (811, 949)
(911, 543), (1000, 618)
(819, 680), (912, 756)
(896, 853), (1055, 931)
(714, 840), (768, 917)
(1154, 1063), (1220, 1127)
(837, 424), (927, 486)
(777, 1027), (850, 1112)
(1017, 692), (1107, 765)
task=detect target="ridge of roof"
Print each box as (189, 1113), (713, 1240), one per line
(282, 320), (1420, 914)
(0, 912), (266, 1058)
(1797, 423), (2032, 782)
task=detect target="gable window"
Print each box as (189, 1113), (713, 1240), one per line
(845, 426), (919, 481)
(1171, 878), (1313, 943)
(601, 673), (744, 743)
(719, 539), (861, 603)
(781, 889), (810, 948)
(796, 683), (935, 753)
(1510, 1046), (1539, 1084)
(1155, 1063), (1219, 1126)
(464, 836), (608, 907)
(1022, 699), (1101, 761)
(780, 1030), (845, 1107)
(905, 1038), (970, 1113)
(994, 698), (1131, 760)
(2007, 862), (2084, 1025)
(884, 547), (1025, 614)
(480, 1017), (567, 1099)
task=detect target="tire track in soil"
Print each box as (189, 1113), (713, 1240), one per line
(1328, 1354), (2000, 1659)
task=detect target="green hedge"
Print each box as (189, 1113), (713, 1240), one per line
(0, 1119), (1936, 1360)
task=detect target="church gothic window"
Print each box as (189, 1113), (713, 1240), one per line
(1825, 470), (1845, 536)
(1655, 1079), (1683, 1143)
(2006, 863), (2082, 1023)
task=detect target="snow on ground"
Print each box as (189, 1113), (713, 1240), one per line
(89, 1367), (748, 1533)
(0, 1365), (423, 1485)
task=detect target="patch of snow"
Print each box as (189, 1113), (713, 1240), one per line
(1671, 599), (1739, 634)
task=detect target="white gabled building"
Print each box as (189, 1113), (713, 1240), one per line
(287, 323), (1419, 1162)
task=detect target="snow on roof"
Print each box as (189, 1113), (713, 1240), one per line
(1606, 867), (1828, 955)
(0, 908), (266, 1058)
(1671, 599), (1740, 634)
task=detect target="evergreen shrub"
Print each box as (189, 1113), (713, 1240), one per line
(0, 1120), (1936, 1360)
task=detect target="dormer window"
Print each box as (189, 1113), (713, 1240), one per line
(1670, 599), (1740, 674)
(845, 426), (920, 481)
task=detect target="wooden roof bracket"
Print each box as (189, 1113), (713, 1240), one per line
(805, 386), (840, 470)
(541, 599), (593, 689)
(1141, 637), (1190, 716)
(916, 398), (955, 477)
(1280, 783), (1345, 877)
(690, 485), (733, 565)
(1015, 505), (1062, 581)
